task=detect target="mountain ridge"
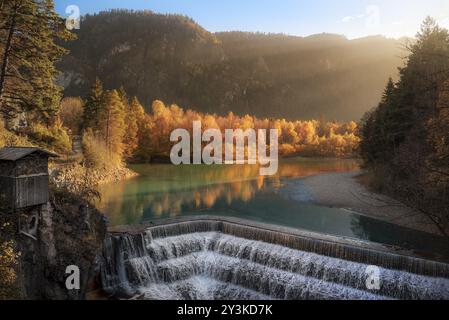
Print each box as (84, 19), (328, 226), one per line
(59, 10), (406, 121)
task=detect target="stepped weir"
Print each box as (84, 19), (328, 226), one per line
(101, 216), (449, 300)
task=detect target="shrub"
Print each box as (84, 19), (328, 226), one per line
(28, 121), (71, 154)
(82, 129), (122, 170)
(0, 122), (33, 148)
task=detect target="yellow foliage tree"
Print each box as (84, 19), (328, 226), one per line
(134, 100), (360, 159)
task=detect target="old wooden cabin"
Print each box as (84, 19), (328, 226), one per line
(0, 147), (57, 213)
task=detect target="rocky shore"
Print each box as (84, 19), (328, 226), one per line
(50, 163), (138, 194)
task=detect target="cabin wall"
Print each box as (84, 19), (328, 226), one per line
(14, 156), (48, 176)
(14, 175), (49, 209)
(0, 177), (14, 212)
(0, 155), (50, 211)
(0, 161), (15, 177)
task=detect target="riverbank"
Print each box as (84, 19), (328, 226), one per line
(51, 163), (138, 193)
(283, 171), (443, 236)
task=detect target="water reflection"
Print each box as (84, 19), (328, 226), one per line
(97, 158), (359, 226)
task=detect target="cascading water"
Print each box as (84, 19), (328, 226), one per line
(101, 218), (449, 300)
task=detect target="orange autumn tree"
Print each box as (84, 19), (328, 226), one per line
(79, 82), (359, 164)
(123, 97), (146, 160)
(133, 100), (359, 160)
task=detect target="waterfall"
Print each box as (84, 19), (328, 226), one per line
(101, 218), (449, 300)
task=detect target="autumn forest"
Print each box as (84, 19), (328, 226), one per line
(1, 1), (449, 302)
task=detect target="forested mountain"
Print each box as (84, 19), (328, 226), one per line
(59, 10), (406, 120)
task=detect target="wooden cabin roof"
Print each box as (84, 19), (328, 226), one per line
(0, 147), (57, 161)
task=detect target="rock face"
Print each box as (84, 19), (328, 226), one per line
(17, 191), (106, 300)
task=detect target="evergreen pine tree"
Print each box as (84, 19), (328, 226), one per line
(359, 78), (397, 165)
(381, 78), (395, 104)
(359, 17), (449, 235)
(83, 78), (104, 130)
(427, 80), (449, 177)
(0, 0), (74, 122)
(98, 90), (126, 159)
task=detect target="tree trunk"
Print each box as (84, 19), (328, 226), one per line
(0, 3), (18, 112)
(106, 108), (111, 156)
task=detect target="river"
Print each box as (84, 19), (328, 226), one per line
(97, 157), (449, 257)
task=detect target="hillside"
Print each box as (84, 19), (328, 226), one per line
(59, 10), (406, 121)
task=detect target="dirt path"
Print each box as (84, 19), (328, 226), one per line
(283, 171), (442, 236)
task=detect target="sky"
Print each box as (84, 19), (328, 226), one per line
(55, 0), (449, 39)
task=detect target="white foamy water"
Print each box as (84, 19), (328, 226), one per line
(102, 226), (449, 300)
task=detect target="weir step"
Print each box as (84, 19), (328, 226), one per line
(102, 217), (449, 300)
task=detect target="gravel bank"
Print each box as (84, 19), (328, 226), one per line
(283, 171), (442, 236)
